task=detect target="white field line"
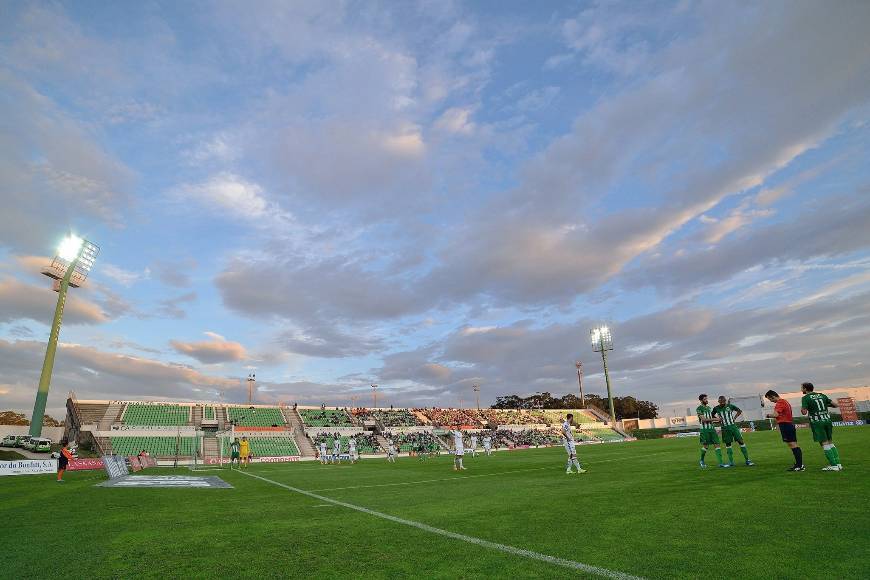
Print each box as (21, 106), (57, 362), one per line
(238, 469), (643, 580)
(307, 450), (672, 492)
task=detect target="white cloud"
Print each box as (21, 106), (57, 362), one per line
(101, 264), (150, 287)
(434, 107), (475, 135)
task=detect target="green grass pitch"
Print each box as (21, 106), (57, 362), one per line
(2, 428), (868, 579)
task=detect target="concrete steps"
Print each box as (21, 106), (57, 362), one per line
(282, 407), (316, 457)
(99, 403), (125, 430)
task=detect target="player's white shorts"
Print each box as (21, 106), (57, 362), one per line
(455, 449), (464, 456)
(564, 442), (576, 455)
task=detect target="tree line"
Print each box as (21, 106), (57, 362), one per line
(0, 411), (64, 426)
(491, 392), (659, 419)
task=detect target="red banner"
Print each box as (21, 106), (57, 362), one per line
(66, 458), (104, 471)
(837, 398), (858, 422)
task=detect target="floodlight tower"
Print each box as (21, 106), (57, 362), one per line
(472, 384), (480, 410)
(30, 235), (99, 437)
(590, 324), (616, 425)
(575, 361), (586, 408)
(371, 384), (378, 409)
(247, 373), (256, 404)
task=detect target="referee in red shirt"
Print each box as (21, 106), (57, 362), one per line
(764, 390), (804, 471)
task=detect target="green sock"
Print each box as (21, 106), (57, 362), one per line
(714, 448), (723, 464)
(823, 448), (836, 466)
(740, 445), (750, 461)
(726, 447), (734, 464)
(831, 446), (841, 465)
(700, 448), (707, 462)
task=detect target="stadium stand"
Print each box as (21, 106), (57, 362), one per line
(353, 408), (421, 427)
(204, 406), (215, 420)
(299, 409), (354, 427)
(111, 436), (197, 456)
(415, 408), (485, 427)
(479, 409), (546, 426)
(122, 403), (189, 426)
(384, 431), (439, 452)
(488, 429), (560, 447)
(226, 406), (285, 427)
(222, 437), (299, 457)
(311, 433), (381, 453)
(590, 430), (625, 442)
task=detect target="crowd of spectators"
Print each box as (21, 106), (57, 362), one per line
(385, 431), (440, 453)
(311, 432), (381, 453)
(352, 408), (421, 427)
(414, 408), (484, 427)
(478, 429), (562, 448)
(299, 409), (354, 427)
(479, 409), (548, 426)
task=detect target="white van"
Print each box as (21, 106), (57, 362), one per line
(1, 434), (17, 447)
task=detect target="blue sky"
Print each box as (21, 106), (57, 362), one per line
(2, 1), (869, 418)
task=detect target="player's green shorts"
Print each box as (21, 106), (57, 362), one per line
(231, 452), (240, 459)
(699, 429), (719, 445)
(721, 425), (743, 444)
(810, 421), (833, 443)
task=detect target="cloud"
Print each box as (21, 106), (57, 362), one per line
(151, 259), (195, 288)
(628, 194), (870, 293)
(170, 332), (248, 364)
(419, 2), (870, 306)
(0, 338), (243, 416)
(172, 173), (280, 222)
(156, 291), (197, 320)
(0, 73), (133, 254)
(434, 107), (475, 135)
(100, 263), (151, 287)
(278, 326), (385, 359)
(373, 291), (870, 407)
(0, 277), (108, 325)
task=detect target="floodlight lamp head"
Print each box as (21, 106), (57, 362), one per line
(58, 235), (84, 261)
(590, 324), (613, 352)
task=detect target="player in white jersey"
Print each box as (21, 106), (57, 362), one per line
(452, 429), (466, 471)
(483, 435), (492, 456)
(387, 439), (397, 463)
(469, 435), (478, 457)
(562, 414), (586, 474)
(348, 438), (358, 464)
(319, 441), (328, 464)
(332, 439), (341, 464)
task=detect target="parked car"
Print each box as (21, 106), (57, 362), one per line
(30, 438), (52, 453)
(1, 435), (17, 447)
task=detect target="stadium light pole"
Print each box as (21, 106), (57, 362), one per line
(590, 324), (616, 425)
(473, 384), (480, 410)
(371, 384), (378, 409)
(30, 234), (99, 438)
(247, 373), (256, 404)
(575, 361), (586, 408)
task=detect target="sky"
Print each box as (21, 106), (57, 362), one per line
(1, 0), (869, 419)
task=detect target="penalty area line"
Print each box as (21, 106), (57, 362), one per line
(237, 470), (643, 580)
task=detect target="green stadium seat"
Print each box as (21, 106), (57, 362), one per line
(226, 407), (285, 427)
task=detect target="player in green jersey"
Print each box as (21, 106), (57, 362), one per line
(712, 396), (754, 467)
(800, 382), (843, 471)
(697, 394), (728, 468)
